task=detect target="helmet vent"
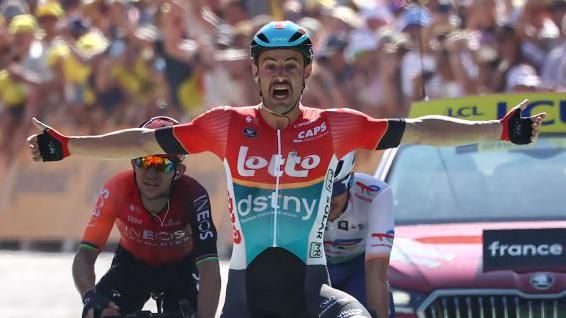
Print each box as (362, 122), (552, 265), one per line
(257, 33), (270, 43)
(289, 31), (304, 43)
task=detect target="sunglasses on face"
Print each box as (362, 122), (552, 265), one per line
(133, 156), (177, 173)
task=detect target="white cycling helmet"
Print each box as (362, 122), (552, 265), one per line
(332, 151), (356, 197)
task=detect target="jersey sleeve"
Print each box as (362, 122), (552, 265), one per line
(187, 186), (218, 265)
(365, 185), (395, 260)
(326, 108), (405, 158)
(154, 106), (232, 159)
(80, 179), (120, 251)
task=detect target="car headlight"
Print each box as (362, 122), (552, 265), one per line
(391, 289), (427, 314)
(392, 290), (411, 306)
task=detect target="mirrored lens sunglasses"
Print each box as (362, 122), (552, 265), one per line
(133, 156), (177, 173)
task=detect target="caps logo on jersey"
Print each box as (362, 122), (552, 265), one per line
(293, 122), (328, 143)
(237, 146), (321, 177)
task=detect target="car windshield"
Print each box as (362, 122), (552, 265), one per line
(386, 135), (566, 224)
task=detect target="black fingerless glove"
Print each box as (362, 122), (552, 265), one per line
(500, 106), (533, 145)
(37, 129), (70, 161)
(82, 289), (111, 318)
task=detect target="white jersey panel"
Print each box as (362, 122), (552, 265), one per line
(324, 173), (394, 264)
(224, 160), (247, 270)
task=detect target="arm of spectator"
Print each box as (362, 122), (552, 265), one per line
(160, 1), (212, 68)
(109, 1), (155, 49)
(313, 64), (349, 107)
(7, 63), (43, 86)
(65, 40), (106, 66)
(93, 56), (117, 93)
(446, 33), (479, 95)
(378, 51), (404, 116)
(410, 71), (426, 102)
(184, 0), (218, 34)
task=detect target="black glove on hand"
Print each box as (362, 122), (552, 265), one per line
(500, 106), (533, 145)
(37, 128), (70, 161)
(82, 289), (111, 318)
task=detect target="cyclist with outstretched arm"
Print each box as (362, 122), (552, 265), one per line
(324, 152), (395, 318)
(29, 21), (544, 318)
(74, 117), (220, 318)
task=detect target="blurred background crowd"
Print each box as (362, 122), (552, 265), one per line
(0, 0), (565, 167)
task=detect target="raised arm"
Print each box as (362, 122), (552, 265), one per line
(27, 118), (165, 161)
(28, 108), (230, 162)
(401, 99), (545, 146)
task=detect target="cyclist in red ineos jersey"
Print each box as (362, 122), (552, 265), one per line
(72, 117), (221, 318)
(29, 21), (544, 318)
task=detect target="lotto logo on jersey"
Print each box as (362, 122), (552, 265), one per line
(236, 146), (321, 177)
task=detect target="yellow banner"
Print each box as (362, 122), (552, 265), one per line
(409, 93), (566, 133)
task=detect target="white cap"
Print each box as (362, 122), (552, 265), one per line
(346, 30), (378, 61)
(506, 64), (541, 91)
(360, 5), (393, 23)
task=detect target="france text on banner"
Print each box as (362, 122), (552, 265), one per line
(409, 93), (566, 133)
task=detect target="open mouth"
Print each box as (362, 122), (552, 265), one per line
(270, 85), (291, 100)
(144, 181), (160, 188)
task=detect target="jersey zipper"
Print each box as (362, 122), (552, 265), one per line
(272, 129), (282, 247)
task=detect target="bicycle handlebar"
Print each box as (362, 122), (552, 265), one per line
(104, 311), (188, 318)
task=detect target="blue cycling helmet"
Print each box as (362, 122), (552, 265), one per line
(251, 21), (313, 65)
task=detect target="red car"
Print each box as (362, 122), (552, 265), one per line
(374, 95), (566, 317)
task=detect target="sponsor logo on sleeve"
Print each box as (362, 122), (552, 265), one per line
(370, 230), (395, 248)
(91, 187), (110, 217)
(354, 182), (380, 202)
(194, 194), (214, 240)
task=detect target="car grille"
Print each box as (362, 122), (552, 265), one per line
(418, 291), (566, 318)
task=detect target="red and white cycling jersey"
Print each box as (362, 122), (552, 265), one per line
(81, 171), (218, 266)
(155, 105), (404, 269)
(324, 173), (394, 264)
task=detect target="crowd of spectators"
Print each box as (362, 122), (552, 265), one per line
(0, 0), (565, 166)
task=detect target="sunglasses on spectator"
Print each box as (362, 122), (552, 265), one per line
(133, 156), (177, 173)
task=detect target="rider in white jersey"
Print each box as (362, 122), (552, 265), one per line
(324, 152), (394, 318)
